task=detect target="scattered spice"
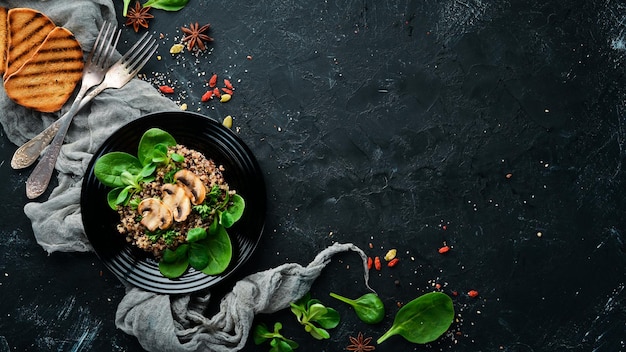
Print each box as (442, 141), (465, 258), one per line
(125, 1), (154, 32)
(246, 55), (253, 60)
(387, 258), (399, 267)
(468, 290), (479, 298)
(346, 332), (375, 352)
(374, 256), (381, 271)
(222, 115), (233, 128)
(220, 94), (231, 103)
(181, 22), (213, 51)
(438, 245), (450, 254)
(384, 249), (397, 261)
(169, 43), (185, 54)
(209, 74), (218, 88)
(159, 85), (174, 94)
(201, 90), (213, 102)
(505, 173), (513, 179)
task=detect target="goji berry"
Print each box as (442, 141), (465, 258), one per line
(224, 79), (233, 90)
(159, 85), (174, 94)
(209, 74), (218, 88)
(367, 257), (373, 270)
(221, 87), (234, 95)
(374, 256), (381, 270)
(201, 90), (213, 102)
(468, 290), (479, 298)
(438, 245), (450, 254)
(213, 87), (221, 98)
(387, 258), (399, 267)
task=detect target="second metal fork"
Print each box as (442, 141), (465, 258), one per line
(25, 32), (159, 199)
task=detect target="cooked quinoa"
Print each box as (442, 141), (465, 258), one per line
(116, 144), (234, 258)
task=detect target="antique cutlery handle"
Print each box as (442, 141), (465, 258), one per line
(11, 119), (61, 169)
(25, 99), (85, 199)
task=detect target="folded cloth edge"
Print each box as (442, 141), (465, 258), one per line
(115, 242), (372, 352)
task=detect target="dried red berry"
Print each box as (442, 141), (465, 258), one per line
(374, 256), (381, 270)
(468, 290), (479, 298)
(159, 85), (174, 94)
(201, 90), (213, 102)
(221, 87), (234, 95)
(223, 79), (233, 90)
(387, 258), (399, 267)
(438, 245), (450, 254)
(209, 74), (218, 88)
(213, 87), (221, 98)
(367, 257), (373, 270)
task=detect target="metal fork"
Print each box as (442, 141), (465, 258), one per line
(11, 22), (120, 170)
(25, 32), (158, 199)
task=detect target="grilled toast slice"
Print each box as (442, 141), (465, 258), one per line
(5, 8), (55, 79)
(4, 26), (84, 112)
(0, 7), (7, 74)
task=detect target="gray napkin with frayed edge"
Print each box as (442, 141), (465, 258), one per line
(0, 2), (372, 351)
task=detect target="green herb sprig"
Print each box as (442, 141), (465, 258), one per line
(253, 322), (299, 352)
(290, 293), (339, 340)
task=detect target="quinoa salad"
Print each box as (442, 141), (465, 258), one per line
(116, 144), (235, 258)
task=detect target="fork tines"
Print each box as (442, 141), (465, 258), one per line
(119, 32), (158, 76)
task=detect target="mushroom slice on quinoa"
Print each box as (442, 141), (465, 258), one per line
(162, 183), (193, 222)
(138, 198), (174, 231)
(174, 169), (206, 205)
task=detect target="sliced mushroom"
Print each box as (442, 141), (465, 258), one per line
(174, 169), (207, 205)
(138, 198), (173, 231)
(162, 183), (193, 222)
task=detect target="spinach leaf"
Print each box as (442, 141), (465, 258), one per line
(142, 0), (189, 12)
(186, 227), (207, 242)
(219, 194), (245, 228)
(137, 128), (177, 166)
(188, 243), (210, 270)
(199, 225), (233, 275)
(159, 244), (189, 278)
(94, 152), (143, 188)
(377, 292), (454, 344)
(329, 292), (385, 324)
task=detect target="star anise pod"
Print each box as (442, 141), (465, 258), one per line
(346, 332), (375, 352)
(125, 1), (154, 32)
(181, 22), (213, 51)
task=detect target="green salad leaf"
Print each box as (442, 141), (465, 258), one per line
(200, 225), (233, 275)
(142, 0), (189, 11)
(253, 322), (299, 352)
(290, 293), (339, 340)
(377, 291), (454, 344)
(329, 292), (385, 324)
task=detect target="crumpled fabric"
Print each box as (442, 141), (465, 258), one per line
(116, 242), (372, 352)
(0, 2), (372, 352)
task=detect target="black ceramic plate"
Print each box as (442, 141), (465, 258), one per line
(81, 111), (266, 294)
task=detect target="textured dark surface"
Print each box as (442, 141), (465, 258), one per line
(2, 0), (626, 351)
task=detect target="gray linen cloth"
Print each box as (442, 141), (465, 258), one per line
(0, 2), (371, 351)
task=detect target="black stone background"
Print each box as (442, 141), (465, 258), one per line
(1, 0), (626, 351)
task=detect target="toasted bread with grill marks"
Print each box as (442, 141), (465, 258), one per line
(4, 8), (56, 79)
(4, 26), (84, 112)
(0, 7), (7, 74)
